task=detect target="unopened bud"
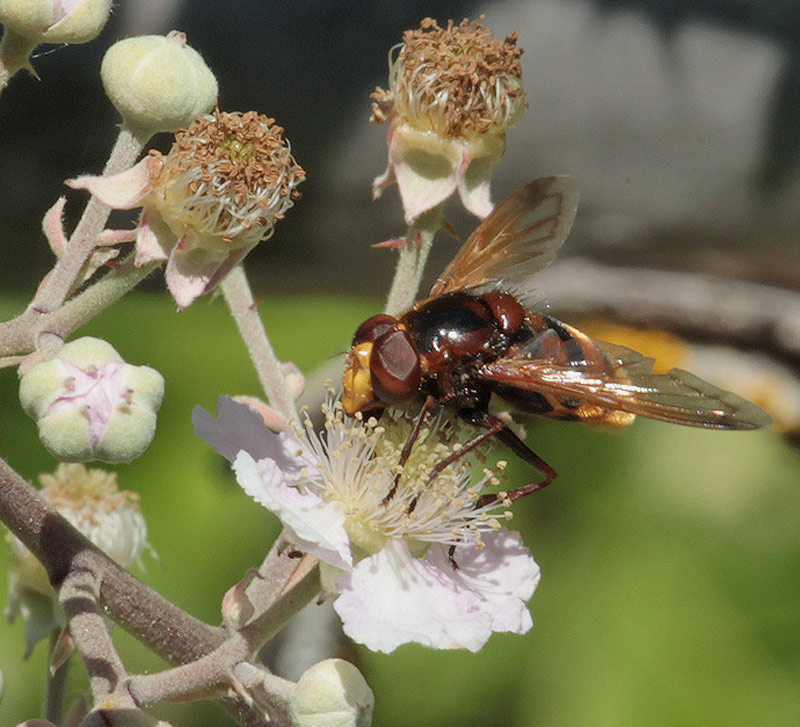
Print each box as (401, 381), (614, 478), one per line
(101, 31), (217, 138)
(19, 337), (164, 463)
(0, 0), (111, 44)
(291, 659), (374, 727)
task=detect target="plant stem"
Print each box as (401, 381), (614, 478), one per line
(31, 128), (147, 315)
(45, 631), (70, 725)
(220, 264), (297, 421)
(384, 205), (443, 316)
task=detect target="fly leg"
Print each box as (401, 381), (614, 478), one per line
(459, 410), (558, 507)
(382, 395), (435, 505)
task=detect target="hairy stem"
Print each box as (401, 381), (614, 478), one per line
(0, 254), (159, 357)
(45, 631), (70, 725)
(220, 265), (298, 421)
(384, 205), (443, 316)
(31, 128), (146, 315)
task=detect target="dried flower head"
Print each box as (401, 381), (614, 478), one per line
(371, 17), (526, 223)
(375, 17), (525, 138)
(149, 108), (305, 246)
(68, 108), (305, 308)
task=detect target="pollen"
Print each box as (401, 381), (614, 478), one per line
(374, 16), (526, 138)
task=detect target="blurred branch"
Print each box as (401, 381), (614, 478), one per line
(538, 258), (800, 372)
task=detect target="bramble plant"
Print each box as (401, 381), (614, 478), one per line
(0, 12), (544, 727)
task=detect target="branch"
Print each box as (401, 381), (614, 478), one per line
(0, 458), (224, 664)
(537, 258), (800, 372)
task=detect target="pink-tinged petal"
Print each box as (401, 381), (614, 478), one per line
(334, 539), (492, 653)
(66, 157), (154, 209)
(165, 244), (225, 309)
(43, 197), (68, 257)
(427, 529), (540, 634)
(134, 207), (171, 265)
(233, 451), (352, 569)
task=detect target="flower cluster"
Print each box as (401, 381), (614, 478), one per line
(194, 396), (540, 653)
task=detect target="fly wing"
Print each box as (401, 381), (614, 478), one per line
(430, 176), (580, 296)
(479, 339), (773, 430)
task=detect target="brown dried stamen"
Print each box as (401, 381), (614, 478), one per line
(374, 17), (525, 137)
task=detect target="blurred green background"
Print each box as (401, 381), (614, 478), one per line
(0, 292), (797, 726)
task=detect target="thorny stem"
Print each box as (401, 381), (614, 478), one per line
(384, 205), (443, 316)
(30, 127), (146, 315)
(221, 264), (298, 421)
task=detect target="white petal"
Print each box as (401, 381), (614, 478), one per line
(194, 396), (290, 463)
(165, 242), (218, 309)
(233, 451), (352, 569)
(66, 157), (153, 209)
(333, 539), (492, 653)
(427, 529), (540, 634)
(389, 123), (461, 224)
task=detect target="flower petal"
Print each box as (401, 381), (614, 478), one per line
(389, 123), (461, 224)
(165, 243), (226, 309)
(334, 539), (491, 653)
(455, 134), (506, 219)
(66, 157), (153, 209)
(193, 396), (311, 471)
(233, 451), (352, 569)
(134, 207), (171, 265)
(427, 528), (540, 634)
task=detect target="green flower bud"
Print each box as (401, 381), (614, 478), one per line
(101, 31), (217, 138)
(19, 337), (164, 464)
(0, 0), (112, 44)
(291, 659), (374, 727)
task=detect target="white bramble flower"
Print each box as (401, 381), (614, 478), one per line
(101, 31), (217, 138)
(194, 396), (540, 653)
(19, 337), (164, 463)
(69, 109), (305, 308)
(4, 464), (148, 656)
(372, 17), (526, 223)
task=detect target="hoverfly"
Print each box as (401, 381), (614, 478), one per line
(342, 176), (772, 497)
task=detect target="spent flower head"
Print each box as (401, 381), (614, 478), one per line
(4, 464), (148, 656)
(69, 108), (305, 308)
(372, 17), (526, 223)
(194, 396), (540, 653)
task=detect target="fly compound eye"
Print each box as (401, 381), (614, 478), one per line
(370, 329), (421, 406)
(353, 314), (400, 345)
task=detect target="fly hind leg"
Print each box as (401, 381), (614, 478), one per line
(458, 409), (558, 505)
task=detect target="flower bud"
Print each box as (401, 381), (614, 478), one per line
(291, 659), (374, 727)
(0, 0), (111, 44)
(19, 337), (164, 463)
(101, 31), (217, 138)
